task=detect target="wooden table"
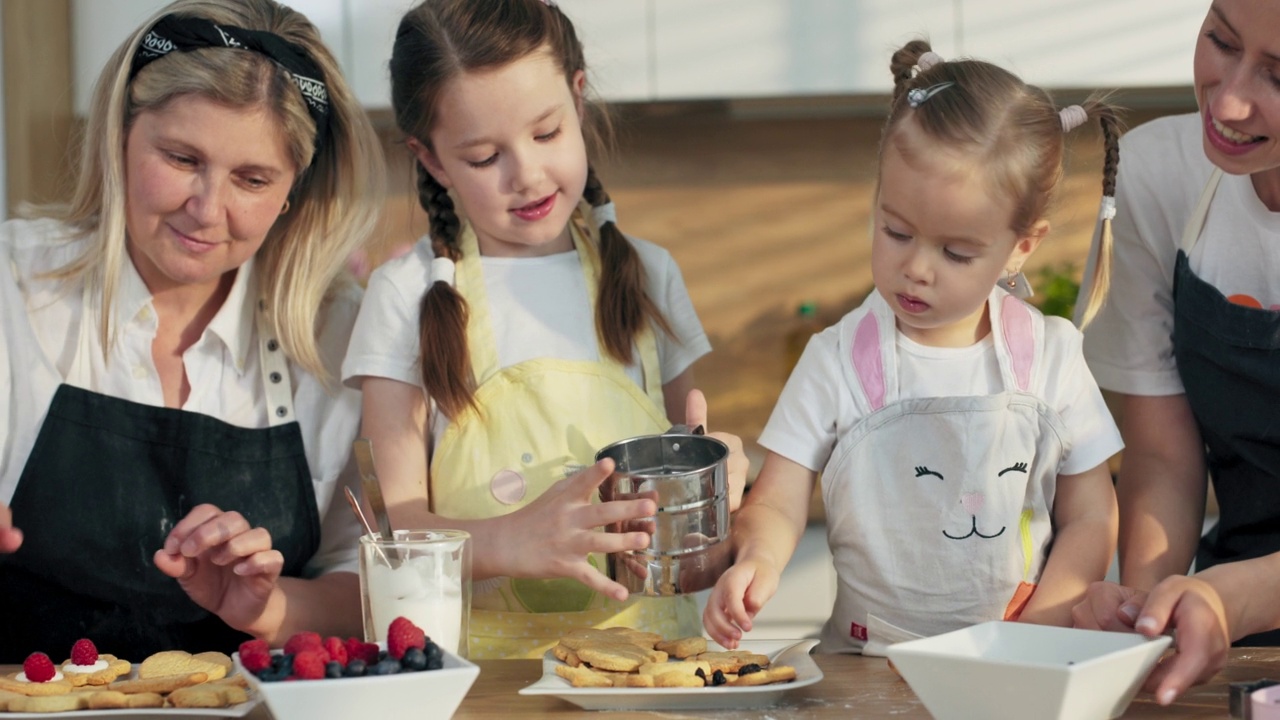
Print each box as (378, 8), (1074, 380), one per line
(444, 650), (1279, 719)
(8, 648), (1275, 718)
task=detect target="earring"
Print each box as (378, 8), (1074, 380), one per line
(1003, 269), (1034, 300)
(280, 200), (291, 215)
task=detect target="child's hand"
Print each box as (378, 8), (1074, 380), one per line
(505, 458), (655, 602)
(702, 559), (778, 649)
(685, 389), (749, 511)
(1071, 580), (1144, 632)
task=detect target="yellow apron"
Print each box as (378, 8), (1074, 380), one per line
(431, 207), (701, 658)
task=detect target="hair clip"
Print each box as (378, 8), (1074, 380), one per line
(539, 0), (557, 6)
(1098, 196), (1116, 222)
(917, 51), (944, 72)
(591, 202), (618, 228)
(1059, 105), (1088, 132)
(907, 82), (954, 108)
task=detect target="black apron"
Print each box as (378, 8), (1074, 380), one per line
(0, 294), (321, 662)
(1171, 168), (1280, 647)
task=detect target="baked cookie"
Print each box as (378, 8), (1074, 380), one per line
(558, 627), (660, 651)
(695, 649), (771, 674)
(61, 654), (132, 686)
(638, 660), (711, 678)
(108, 671), (208, 695)
(655, 636), (707, 659)
(139, 650), (227, 681)
(0, 673), (73, 697)
(727, 665), (797, 687)
(576, 643), (667, 672)
(7, 693), (89, 713)
(167, 682), (249, 708)
(554, 664), (612, 688)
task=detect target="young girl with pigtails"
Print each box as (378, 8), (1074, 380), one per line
(342, 0), (746, 659)
(704, 40), (1126, 654)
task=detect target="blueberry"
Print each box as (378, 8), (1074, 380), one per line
(711, 669), (727, 686)
(738, 663), (763, 676)
(343, 659), (367, 677)
(325, 661), (343, 679)
(401, 647), (427, 671)
(425, 642), (443, 663)
(425, 655), (443, 671)
(371, 658), (401, 675)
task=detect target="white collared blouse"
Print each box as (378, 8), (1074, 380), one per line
(0, 218), (363, 575)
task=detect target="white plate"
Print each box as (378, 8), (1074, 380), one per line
(518, 638), (822, 711)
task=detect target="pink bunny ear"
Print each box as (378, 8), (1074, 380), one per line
(1000, 295), (1034, 392)
(852, 314), (886, 410)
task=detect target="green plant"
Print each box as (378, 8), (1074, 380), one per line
(1029, 263), (1081, 320)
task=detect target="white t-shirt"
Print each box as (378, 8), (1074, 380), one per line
(762, 294), (1122, 478)
(1079, 113), (1280, 396)
(342, 233), (711, 445)
(0, 218), (363, 575)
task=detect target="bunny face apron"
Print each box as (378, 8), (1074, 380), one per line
(819, 289), (1067, 654)
(429, 212), (700, 659)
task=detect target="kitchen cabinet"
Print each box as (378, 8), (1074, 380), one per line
(651, 0), (958, 100)
(72, 0), (1203, 116)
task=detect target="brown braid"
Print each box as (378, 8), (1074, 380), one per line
(1076, 95), (1125, 328)
(582, 166), (674, 365)
(415, 163), (477, 419)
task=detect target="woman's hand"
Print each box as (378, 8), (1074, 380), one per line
(153, 504), (284, 634)
(1071, 578), (1231, 705)
(684, 389), (749, 511)
(702, 558), (779, 649)
(0, 502), (22, 553)
(499, 458), (655, 602)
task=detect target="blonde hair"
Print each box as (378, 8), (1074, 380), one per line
(390, 0), (670, 420)
(885, 40), (1122, 327)
(48, 0), (385, 381)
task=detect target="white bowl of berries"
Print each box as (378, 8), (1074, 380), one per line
(234, 617), (479, 720)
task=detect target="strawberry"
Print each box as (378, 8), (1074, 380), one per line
(238, 649), (272, 674)
(238, 638), (269, 658)
(283, 631), (322, 656)
(386, 616), (425, 660)
(22, 652), (56, 683)
(70, 639), (98, 666)
(291, 649), (327, 680)
(345, 637), (379, 665)
(322, 636), (348, 667)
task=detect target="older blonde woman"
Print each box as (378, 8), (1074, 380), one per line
(0, 0), (384, 661)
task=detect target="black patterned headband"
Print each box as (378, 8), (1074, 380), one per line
(129, 14), (330, 155)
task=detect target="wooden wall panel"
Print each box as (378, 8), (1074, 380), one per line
(3, 0), (74, 214)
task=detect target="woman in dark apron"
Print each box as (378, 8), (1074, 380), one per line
(0, 0), (383, 662)
(1071, 0), (1280, 706)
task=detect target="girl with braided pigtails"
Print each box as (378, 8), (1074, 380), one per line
(704, 40), (1125, 655)
(341, 0), (747, 659)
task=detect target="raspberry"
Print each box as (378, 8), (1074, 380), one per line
(322, 636), (348, 667)
(386, 616), (425, 660)
(70, 639), (98, 666)
(283, 631), (322, 656)
(291, 649), (327, 680)
(22, 652), (56, 683)
(239, 649), (272, 674)
(345, 637), (379, 665)
(238, 639), (269, 658)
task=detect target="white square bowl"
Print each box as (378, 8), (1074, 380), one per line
(234, 646), (479, 720)
(885, 621), (1172, 720)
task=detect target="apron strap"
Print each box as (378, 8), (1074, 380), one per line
(457, 205), (665, 407)
(1179, 168), (1224, 255)
(988, 290), (1043, 394)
